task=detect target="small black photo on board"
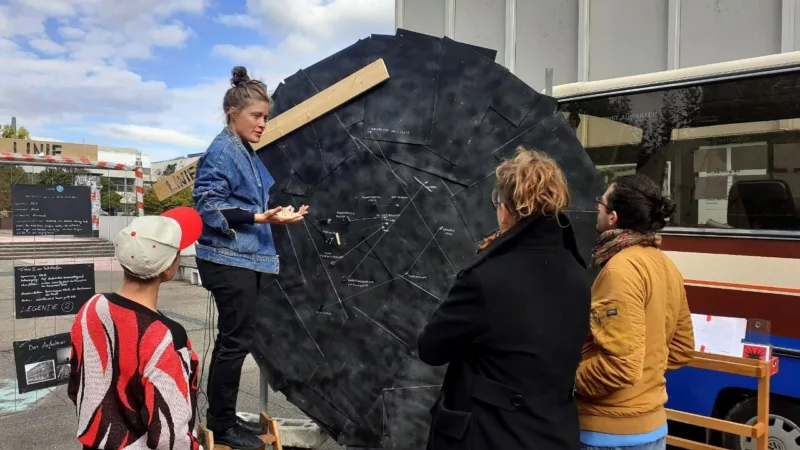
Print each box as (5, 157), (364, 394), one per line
(56, 347), (71, 382)
(24, 360), (56, 385)
(56, 347), (71, 365)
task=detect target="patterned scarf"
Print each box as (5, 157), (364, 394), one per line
(477, 231), (500, 254)
(592, 229), (662, 268)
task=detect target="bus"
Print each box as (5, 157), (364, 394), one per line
(553, 52), (800, 450)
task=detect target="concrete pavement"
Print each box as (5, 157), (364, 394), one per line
(0, 260), (343, 450)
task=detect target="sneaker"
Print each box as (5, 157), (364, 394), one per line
(236, 417), (266, 435)
(214, 426), (263, 450)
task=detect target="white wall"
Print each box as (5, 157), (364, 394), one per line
(399, 0), (796, 88)
(99, 216), (134, 243)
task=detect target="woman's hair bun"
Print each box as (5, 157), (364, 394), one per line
(654, 196), (677, 220)
(231, 66), (250, 87)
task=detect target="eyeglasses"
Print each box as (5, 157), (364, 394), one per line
(491, 189), (500, 208)
(595, 196), (612, 211)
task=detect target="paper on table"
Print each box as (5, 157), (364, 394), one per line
(691, 313), (747, 357)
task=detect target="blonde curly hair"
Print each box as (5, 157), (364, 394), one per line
(493, 146), (570, 218)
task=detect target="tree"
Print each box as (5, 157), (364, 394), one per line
(100, 177), (123, 212)
(1, 124), (30, 139)
(0, 166), (30, 215)
(162, 163), (177, 176)
(34, 168), (88, 186)
(143, 186), (194, 215)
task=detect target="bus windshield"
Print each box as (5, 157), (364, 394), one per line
(559, 70), (800, 234)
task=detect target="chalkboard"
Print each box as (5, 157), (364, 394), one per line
(14, 264), (95, 319)
(12, 184), (92, 236)
(13, 332), (72, 394)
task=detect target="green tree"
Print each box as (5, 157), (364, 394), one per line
(100, 177), (123, 212)
(34, 168), (89, 185)
(143, 186), (194, 215)
(162, 163), (177, 176)
(0, 166), (30, 215)
(1, 124), (30, 139)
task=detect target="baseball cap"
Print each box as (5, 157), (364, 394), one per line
(116, 207), (203, 279)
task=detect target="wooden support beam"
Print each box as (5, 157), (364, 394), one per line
(152, 59), (391, 201)
(666, 435), (723, 450)
(666, 409), (759, 437)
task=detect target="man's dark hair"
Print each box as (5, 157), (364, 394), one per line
(607, 174), (676, 232)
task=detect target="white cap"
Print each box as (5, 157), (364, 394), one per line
(116, 216), (184, 279)
(115, 207), (202, 280)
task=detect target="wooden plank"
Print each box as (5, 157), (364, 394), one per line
(690, 350), (762, 367)
(152, 58), (390, 201)
(688, 356), (762, 377)
(666, 409), (759, 437)
(153, 161), (198, 201)
(666, 435), (724, 450)
(756, 361), (771, 450)
(262, 412), (283, 450)
(0, 137), (99, 161)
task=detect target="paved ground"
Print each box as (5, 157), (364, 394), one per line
(0, 259), (343, 450)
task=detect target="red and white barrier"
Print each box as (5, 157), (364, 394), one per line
(0, 152), (144, 216)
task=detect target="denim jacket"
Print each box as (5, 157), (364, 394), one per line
(193, 127), (279, 274)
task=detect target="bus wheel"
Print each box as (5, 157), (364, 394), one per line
(721, 396), (800, 450)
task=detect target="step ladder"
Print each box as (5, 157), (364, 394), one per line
(199, 412), (282, 450)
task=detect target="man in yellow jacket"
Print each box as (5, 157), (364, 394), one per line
(577, 174), (695, 450)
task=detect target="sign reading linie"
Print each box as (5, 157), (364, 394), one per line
(153, 161), (198, 201)
(0, 137), (99, 161)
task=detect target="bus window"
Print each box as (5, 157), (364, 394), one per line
(560, 71), (800, 232)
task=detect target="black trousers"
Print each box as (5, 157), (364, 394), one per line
(196, 259), (271, 433)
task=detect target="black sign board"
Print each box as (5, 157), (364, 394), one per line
(12, 184), (92, 236)
(15, 264), (95, 319)
(13, 333), (72, 394)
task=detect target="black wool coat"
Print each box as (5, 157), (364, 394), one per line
(418, 213), (592, 450)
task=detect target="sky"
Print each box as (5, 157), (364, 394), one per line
(0, 0), (395, 161)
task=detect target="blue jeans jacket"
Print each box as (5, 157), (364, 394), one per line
(193, 127), (279, 274)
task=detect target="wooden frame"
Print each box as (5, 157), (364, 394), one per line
(666, 351), (773, 450)
(199, 412), (283, 450)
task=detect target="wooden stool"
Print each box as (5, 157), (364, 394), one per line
(199, 412), (282, 450)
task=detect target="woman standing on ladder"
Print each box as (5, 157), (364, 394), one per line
(193, 66), (309, 450)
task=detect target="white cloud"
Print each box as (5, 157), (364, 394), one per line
(245, 0), (394, 40)
(214, 0), (394, 91)
(57, 26), (85, 40)
(28, 37), (66, 54)
(215, 14), (260, 29)
(0, 0), (209, 153)
(0, 0), (394, 159)
(93, 124), (208, 149)
(30, 136), (60, 142)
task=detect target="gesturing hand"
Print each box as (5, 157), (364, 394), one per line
(255, 205), (309, 224)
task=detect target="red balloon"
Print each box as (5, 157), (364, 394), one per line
(161, 206), (203, 250)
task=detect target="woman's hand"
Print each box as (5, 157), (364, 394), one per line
(255, 205), (309, 224)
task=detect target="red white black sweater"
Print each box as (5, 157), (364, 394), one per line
(68, 293), (201, 450)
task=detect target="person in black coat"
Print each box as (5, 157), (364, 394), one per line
(418, 146), (592, 450)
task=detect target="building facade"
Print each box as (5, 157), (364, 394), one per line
(396, 0), (799, 90)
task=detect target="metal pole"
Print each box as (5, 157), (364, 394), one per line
(259, 373), (269, 413)
(544, 68), (554, 96)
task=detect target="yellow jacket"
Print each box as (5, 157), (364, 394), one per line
(576, 245), (695, 435)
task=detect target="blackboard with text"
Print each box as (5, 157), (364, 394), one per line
(15, 264), (95, 319)
(13, 333), (72, 394)
(12, 184), (92, 236)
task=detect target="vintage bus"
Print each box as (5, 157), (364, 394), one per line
(554, 52), (800, 450)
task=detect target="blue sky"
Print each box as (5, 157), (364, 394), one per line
(0, 0), (394, 161)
